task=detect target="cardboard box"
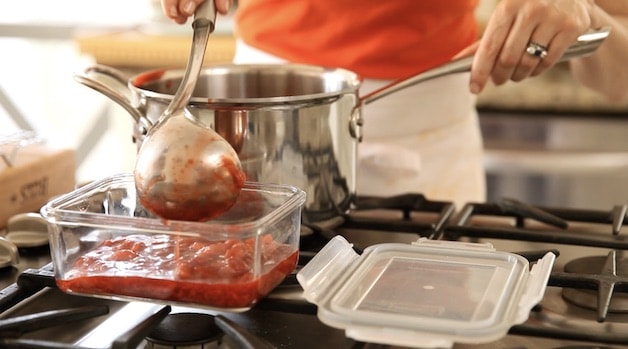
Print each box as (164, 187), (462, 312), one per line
(0, 145), (76, 228)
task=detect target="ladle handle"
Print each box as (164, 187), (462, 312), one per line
(161, 0), (217, 119)
(361, 27), (611, 106)
(193, 0), (217, 31)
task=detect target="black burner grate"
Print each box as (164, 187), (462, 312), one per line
(346, 193), (456, 238)
(442, 197), (628, 344)
(444, 199), (628, 248)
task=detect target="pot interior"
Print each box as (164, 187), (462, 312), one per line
(131, 64), (362, 104)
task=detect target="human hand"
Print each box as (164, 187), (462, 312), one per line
(161, 0), (232, 24)
(465, 0), (599, 94)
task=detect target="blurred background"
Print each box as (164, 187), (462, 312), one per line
(0, 0), (497, 183)
(2, 0), (628, 209)
(0, 0), (236, 183)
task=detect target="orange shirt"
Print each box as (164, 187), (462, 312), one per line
(235, 0), (479, 79)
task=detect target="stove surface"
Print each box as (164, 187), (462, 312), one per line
(2, 195), (628, 349)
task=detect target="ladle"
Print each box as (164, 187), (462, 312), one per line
(134, 1), (245, 222)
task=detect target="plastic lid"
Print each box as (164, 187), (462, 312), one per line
(297, 236), (555, 348)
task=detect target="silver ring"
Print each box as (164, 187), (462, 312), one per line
(526, 41), (548, 59)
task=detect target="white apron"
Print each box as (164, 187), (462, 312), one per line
(233, 40), (486, 208)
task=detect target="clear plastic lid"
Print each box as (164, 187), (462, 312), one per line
(297, 236), (555, 348)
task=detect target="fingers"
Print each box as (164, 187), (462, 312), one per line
(162, 0), (187, 24)
(161, 0), (232, 24)
(530, 30), (578, 77)
(488, 12), (537, 85)
(215, 0), (232, 14)
(469, 0), (593, 94)
(468, 8), (512, 94)
(499, 14), (562, 83)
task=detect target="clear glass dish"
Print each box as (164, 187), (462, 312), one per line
(41, 173), (306, 311)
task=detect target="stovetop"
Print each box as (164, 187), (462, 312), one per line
(2, 194), (628, 349)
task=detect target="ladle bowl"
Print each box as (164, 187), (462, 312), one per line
(134, 1), (245, 221)
(134, 111), (246, 221)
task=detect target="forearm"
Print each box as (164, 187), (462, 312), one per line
(570, 3), (628, 102)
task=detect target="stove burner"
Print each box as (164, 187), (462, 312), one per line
(558, 251), (628, 321)
(145, 313), (223, 348)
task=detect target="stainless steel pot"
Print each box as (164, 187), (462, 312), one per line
(74, 28), (608, 223)
(77, 64), (366, 223)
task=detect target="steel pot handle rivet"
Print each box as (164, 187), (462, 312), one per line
(348, 107), (363, 142)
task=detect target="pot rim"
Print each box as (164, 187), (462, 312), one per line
(129, 63), (363, 105)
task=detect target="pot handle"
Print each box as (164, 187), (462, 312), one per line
(73, 65), (146, 125)
(359, 27), (611, 106)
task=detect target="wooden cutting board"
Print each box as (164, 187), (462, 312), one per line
(75, 31), (236, 68)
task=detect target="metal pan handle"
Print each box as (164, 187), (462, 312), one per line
(73, 65), (144, 124)
(360, 27), (612, 106)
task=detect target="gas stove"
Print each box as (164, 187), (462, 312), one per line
(1, 194), (628, 349)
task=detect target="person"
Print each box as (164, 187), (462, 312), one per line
(161, 0), (628, 207)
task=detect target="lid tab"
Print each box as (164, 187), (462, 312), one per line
(514, 251), (556, 323)
(411, 237), (495, 251)
(297, 235), (359, 303)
